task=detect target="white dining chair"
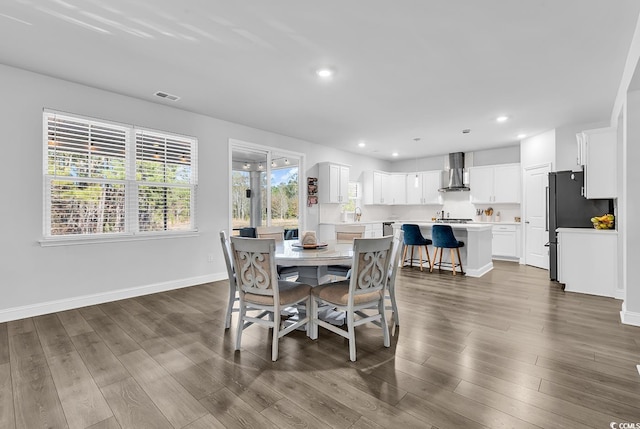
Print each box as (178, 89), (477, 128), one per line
(309, 236), (392, 361)
(231, 236), (312, 361)
(219, 230), (239, 329)
(327, 224), (366, 279)
(386, 229), (404, 328)
(256, 226), (285, 241)
(256, 226), (298, 279)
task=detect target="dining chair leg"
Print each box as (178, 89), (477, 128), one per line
(402, 245), (408, 267)
(457, 248), (464, 275)
(225, 289), (235, 329)
(390, 283), (399, 327)
(425, 246), (432, 270)
(235, 297), (245, 351)
(450, 249), (456, 276)
(272, 310), (280, 362)
(418, 246), (424, 271)
(439, 247), (444, 270)
(410, 246), (415, 267)
(347, 311), (356, 362)
(379, 298), (390, 348)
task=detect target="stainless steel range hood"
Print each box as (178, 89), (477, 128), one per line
(439, 152), (470, 192)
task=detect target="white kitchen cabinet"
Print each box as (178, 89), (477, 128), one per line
(469, 163), (520, 204)
(492, 224), (519, 260)
(364, 223), (383, 238)
(557, 228), (617, 297)
(363, 170), (390, 205)
(406, 170), (443, 205)
(576, 127), (617, 199)
(388, 173), (407, 205)
(318, 162), (349, 204)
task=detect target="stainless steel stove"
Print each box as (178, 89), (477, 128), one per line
(435, 218), (473, 224)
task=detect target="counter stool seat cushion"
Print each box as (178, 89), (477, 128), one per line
(244, 281), (312, 306)
(312, 281), (383, 306)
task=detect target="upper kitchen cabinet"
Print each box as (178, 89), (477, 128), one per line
(318, 162), (350, 204)
(362, 170), (390, 205)
(406, 171), (443, 205)
(469, 163), (521, 204)
(576, 127), (617, 199)
(388, 173), (407, 205)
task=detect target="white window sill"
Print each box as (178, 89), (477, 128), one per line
(39, 230), (199, 247)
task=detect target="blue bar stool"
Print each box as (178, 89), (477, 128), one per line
(430, 224), (465, 275)
(401, 224), (432, 271)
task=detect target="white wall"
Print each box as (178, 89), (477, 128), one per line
(389, 145), (520, 172)
(521, 129), (556, 169)
(389, 154), (446, 172)
(472, 145), (520, 166)
(0, 64), (385, 321)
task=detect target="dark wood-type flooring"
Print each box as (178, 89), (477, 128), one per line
(2, 261), (640, 428)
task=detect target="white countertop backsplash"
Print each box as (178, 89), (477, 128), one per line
(317, 192), (522, 227)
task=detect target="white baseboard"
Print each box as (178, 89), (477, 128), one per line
(0, 271), (228, 323)
(465, 262), (494, 278)
(620, 308), (640, 327)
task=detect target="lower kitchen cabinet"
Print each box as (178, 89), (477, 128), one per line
(557, 228), (617, 297)
(492, 224), (520, 260)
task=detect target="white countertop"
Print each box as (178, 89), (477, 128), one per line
(320, 220), (521, 226)
(392, 221), (493, 231)
(557, 227), (618, 234)
(318, 221), (384, 225)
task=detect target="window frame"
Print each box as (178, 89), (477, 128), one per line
(41, 110), (198, 246)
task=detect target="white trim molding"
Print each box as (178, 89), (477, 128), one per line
(620, 302), (640, 327)
(0, 272), (227, 323)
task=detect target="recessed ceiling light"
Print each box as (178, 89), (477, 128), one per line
(358, 142), (366, 148)
(517, 133), (527, 139)
(392, 152), (399, 157)
(496, 115), (509, 123)
(316, 68), (334, 78)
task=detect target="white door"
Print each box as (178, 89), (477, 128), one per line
(524, 164), (550, 269)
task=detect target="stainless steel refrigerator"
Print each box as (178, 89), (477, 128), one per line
(548, 171), (614, 281)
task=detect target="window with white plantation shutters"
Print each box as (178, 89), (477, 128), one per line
(43, 110), (197, 239)
(135, 130), (196, 232)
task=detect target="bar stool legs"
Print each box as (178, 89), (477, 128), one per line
(402, 244), (432, 271)
(430, 247), (464, 275)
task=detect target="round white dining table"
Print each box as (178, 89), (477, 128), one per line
(275, 240), (353, 285)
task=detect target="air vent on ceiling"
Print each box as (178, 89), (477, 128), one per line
(154, 91), (180, 101)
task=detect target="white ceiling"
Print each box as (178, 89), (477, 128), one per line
(1, 0), (639, 160)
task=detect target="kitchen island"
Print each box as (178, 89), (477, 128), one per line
(393, 222), (493, 277)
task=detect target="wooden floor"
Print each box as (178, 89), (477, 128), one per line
(2, 261), (640, 428)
